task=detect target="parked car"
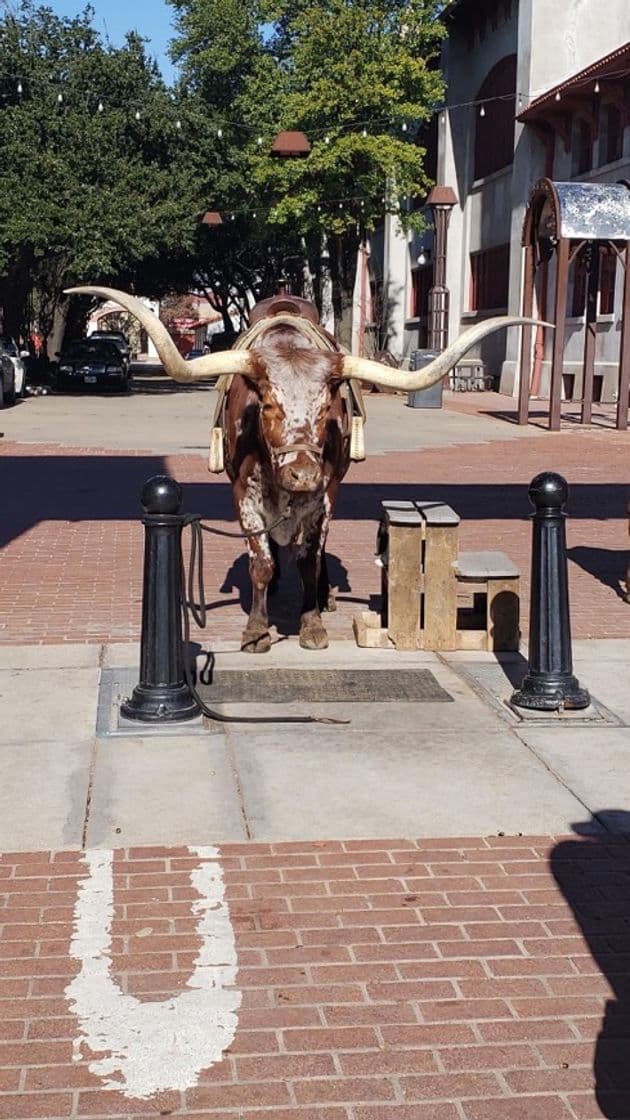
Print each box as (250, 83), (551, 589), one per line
(0, 349), (16, 408)
(0, 337), (27, 397)
(88, 330), (131, 370)
(53, 339), (130, 392)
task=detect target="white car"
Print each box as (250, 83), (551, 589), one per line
(0, 337), (27, 397)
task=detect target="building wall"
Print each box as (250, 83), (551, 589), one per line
(380, 0), (630, 394)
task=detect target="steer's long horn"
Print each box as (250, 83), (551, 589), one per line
(64, 286), (252, 382)
(342, 317), (553, 391)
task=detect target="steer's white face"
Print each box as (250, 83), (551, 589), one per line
(249, 325), (342, 493)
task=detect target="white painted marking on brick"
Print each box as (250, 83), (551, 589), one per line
(65, 846), (240, 1099)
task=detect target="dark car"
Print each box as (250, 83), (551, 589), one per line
(0, 349), (16, 408)
(88, 331), (131, 369)
(54, 339), (130, 392)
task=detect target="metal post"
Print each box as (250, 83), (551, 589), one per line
(121, 476), (200, 723)
(511, 472), (590, 712)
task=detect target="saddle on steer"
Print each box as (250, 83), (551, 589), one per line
(208, 296), (366, 473)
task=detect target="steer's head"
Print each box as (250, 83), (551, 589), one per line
(247, 324), (343, 493)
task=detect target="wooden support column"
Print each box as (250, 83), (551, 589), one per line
(616, 246), (630, 431)
(381, 503), (423, 651)
(518, 243), (535, 425)
(419, 504), (460, 651)
(581, 245), (600, 426)
(549, 238), (570, 431)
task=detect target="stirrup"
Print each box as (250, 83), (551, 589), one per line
(350, 415), (366, 462)
(208, 426), (225, 473)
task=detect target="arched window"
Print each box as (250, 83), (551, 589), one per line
(598, 103), (623, 166)
(473, 54), (517, 180)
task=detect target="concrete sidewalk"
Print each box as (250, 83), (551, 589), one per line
(1, 637), (628, 853)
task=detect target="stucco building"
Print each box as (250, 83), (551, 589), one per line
(370, 0), (630, 408)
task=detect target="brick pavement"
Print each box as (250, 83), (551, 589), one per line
(1, 836), (629, 1119)
(1, 426), (628, 644)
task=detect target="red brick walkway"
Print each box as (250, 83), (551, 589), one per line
(0, 427), (628, 644)
(1, 836), (628, 1119)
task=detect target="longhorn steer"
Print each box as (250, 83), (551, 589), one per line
(67, 285), (547, 652)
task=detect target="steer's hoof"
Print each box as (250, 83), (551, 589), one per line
(241, 628), (272, 654)
(299, 623), (329, 650)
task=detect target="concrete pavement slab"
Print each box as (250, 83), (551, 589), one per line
(0, 666), (99, 743)
(85, 735), (247, 848)
(515, 725), (630, 829)
(0, 643), (101, 669)
(228, 726), (587, 840)
(0, 739), (91, 849)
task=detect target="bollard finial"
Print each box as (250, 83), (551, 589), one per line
(141, 475), (183, 515)
(528, 471), (568, 511)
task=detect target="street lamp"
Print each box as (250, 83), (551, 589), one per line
(425, 185), (457, 351)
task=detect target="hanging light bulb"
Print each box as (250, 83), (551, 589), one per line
(57, 92), (63, 104)
(230, 212), (235, 220)
(555, 91), (561, 102)
(17, 81), (23, 95)
(324, 135), (330, 144)
(362, 127), (367, 137)
(176, 118), (182, 130)
(135, 110), (141, 120)
(594, 80), (600, 93)
(360, 200), (365, 209)
(317, 204), (322, 212)
(217, 127), (223, 138)
(339, 202), (343, 209)
(479, 104), (486, 117)
(97, 101), (104, 113)
(257, 136), (263, 146)
(401, 121), (408, 132)
(253, 211), (257, 218)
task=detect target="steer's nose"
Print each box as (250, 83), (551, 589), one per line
(279, 457), (322, 492)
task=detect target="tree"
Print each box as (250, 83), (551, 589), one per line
(169, 0), (445, 346)
(0, 1), (220, 352)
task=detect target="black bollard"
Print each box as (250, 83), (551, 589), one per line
(511, 471), (590, 712)
(121, 476), (201, 723)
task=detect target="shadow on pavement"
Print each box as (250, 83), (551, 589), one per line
(551, 815), (630, 1118)
(1, 451), (628, 549)
(567, 547), (629, 603)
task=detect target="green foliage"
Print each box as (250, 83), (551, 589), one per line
(170, 0), (445, 237)
(0, 1), (222, 337)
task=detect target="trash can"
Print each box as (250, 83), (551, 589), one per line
(406, 349), (442, 408)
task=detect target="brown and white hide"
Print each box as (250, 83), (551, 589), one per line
(225, 324), (349, 653)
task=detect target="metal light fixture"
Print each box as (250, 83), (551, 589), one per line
(271, 130), (311, 157)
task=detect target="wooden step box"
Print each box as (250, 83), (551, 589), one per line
(377, 500), (520, 652)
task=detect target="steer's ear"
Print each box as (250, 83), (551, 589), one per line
(240, 355), (269, 393)
(326, 353), (345, 389)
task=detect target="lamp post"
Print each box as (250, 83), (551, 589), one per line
(426, 186), (457, 352)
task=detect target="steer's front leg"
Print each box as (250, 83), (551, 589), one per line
(296, 513), (329, 651)
(236, 478), (275, 653)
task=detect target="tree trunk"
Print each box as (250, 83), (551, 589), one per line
(47, 299), (70, 361)
(329, 230), (360, 352)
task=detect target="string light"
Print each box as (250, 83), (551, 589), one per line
(17, 81), (23, 95)
(217, 127), (223, 138)
(594, 80), (600, 93)
(97, 100), (104, 113)
(57, 92), (63, 104)
(257, 136), (263, 146)
(362, 127), (367, 137)
(176, 118), (182, 129)
(401, 121), (408, 132)
(324, 135), (330, 144)
(555, 91), (561, 101)
(479, 104), (485, 117)
(134, 109), (141, 120)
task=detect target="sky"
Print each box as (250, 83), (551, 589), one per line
(45, 0), (178, 84)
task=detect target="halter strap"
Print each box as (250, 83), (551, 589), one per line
(271, 441), (323, 462)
